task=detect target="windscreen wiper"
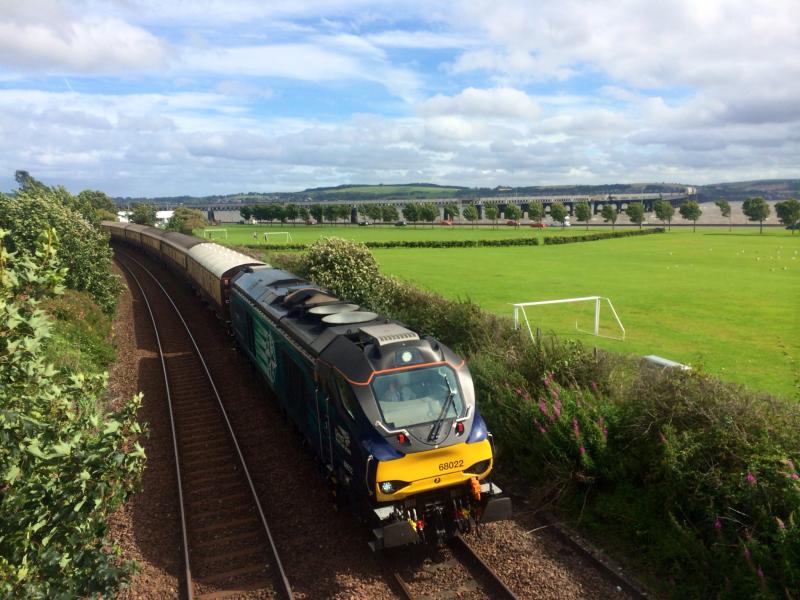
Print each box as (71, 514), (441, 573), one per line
(428, 375), (456, 442)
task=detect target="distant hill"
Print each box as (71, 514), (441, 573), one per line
(696, 179), (800, 202)
(115, 179), (799, 205)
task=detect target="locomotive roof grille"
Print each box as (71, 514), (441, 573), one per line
(359, 324), (419, 347)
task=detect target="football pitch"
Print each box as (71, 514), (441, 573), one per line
(209, 224), (798, 398)
(371, 229), (799, 399)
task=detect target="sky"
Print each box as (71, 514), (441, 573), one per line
(1, 0), (799, 197)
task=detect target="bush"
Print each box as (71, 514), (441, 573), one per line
(301, 237), (383, 306)
(0, 186), (121, 313)
(0, 229), (145, 597)
(544, 228), (665, 245)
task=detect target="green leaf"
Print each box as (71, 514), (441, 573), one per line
(4, 465), (19, 482)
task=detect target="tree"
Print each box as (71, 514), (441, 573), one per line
(309, 204), (323, 225)
(366, 204), (384, 222)
(775, 198), (800, 234)
(549, 202), (568, 228)
(601, 204), (618, 230)
(166, 207), (207, 235)
(403, 203), (419, 227)
(742, 197), (770, 234)
(528, 202), (543, 225)
(679, 200), (702, 232)
(382, 204), (399, 223)
(335, 204), (351, 225)
(323, 204), (338, 225)
(574, 201), (591, 230)
(130, 203), (156, 226)
(240, 206), (253, 221)
(418, 203), (438, 227)
(626, 202), (645, 229)
(715, 199), (732, 232)
(654, 199), (675, 230)
(284, 203), (298, 226)
(504, 204), (521, 225)
(0, 183), (121, 313)
(485, 205), (498, 228)
(462, 204), (478, 227)
(73, 190), (116, 225)
(443, 202), (460, 221)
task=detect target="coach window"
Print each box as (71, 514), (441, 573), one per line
(334, 374), (357, 421)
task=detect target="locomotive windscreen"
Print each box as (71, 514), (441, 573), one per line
(371, 366), (464, 429)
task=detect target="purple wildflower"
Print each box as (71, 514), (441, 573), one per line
(714, 518), (722, 532)
(743, 545), (752, 563)
(538, 398), (549, 416)
(792, 473), (799, 481)
(746, 472), (757, 486)
(659, 432), (668, 445)
(553, 399), (562, 418)
(572, 417), (581, 440)
(533, 418), (547, 435)
(579, 446), (586, 456)
(549, 384), (560, 401)
(514, 387), (524, 397)
(776, 517), (786, 530)
(757, 566), (764, 580)
(590, 380), (598, 393)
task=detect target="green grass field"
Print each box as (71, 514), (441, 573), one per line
(370, 230), (799, 399)
(202, 223), (603, 244)
(207, 224), (799, 398)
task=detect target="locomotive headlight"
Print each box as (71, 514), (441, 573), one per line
(378, 480), (410, 495)
(464, 459), (491, 475)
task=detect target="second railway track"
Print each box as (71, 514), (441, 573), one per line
(116, 250), (293, 600)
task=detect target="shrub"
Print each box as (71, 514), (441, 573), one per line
(0, 186), (121, 313)
(0, 229), (145, 597)
(301, 237), (383, 306)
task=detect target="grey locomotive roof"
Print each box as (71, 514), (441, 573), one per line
(187, 243), (264, 278)
(231, 267), (450, 382)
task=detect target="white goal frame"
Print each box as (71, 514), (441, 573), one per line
(203, 228), (228, 240)
(513, 296), (625, 341)
(262, 231), (293, 243)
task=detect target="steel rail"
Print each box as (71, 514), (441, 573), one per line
(115, 257), (195, 600)
(117, 250), (294, 600)
(448, 533), (520, 599)
(393, 533), (519, 600)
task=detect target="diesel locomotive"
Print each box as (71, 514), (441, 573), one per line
(102, 221), (511, 549)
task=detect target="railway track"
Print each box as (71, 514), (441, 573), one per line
(394, 534), (519, 600)
(116, 250), (293, 600)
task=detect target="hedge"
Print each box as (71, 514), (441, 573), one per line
(544, 227), (665, 244)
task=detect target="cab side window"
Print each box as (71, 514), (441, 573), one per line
(334, 374), (358, 421)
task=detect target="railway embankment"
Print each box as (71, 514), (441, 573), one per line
(270, 236), (800, 599)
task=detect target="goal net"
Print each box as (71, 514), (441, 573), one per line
(203, 228), (228, 240)
(262, 231), (293, 243)
(513, 296), (625, 341)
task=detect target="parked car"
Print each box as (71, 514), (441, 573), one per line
(787, 223), (800, 230)
(395, 220), (407, 227)
(359, 221), (371, 226)
(440, 220), (453, 226)
(506, 220), (520, 226)
(530, 222), (547, 228)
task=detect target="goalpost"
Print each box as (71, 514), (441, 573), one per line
(203, 228), (228, 240)
(262, 231), (293, 243)
(513, 296), (625, 341)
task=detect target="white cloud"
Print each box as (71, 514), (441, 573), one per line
(418, 87), (539, 120)
(0, 13), (168, 73)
